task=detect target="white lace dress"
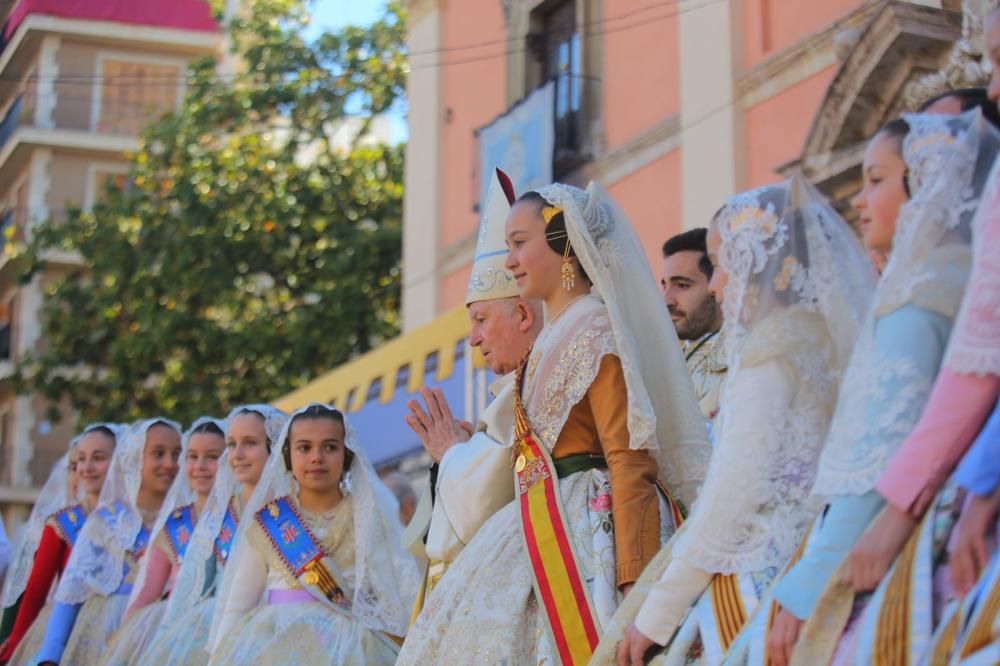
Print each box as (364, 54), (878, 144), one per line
(208, 495), (396, 666)
(592, 306), (839, 664)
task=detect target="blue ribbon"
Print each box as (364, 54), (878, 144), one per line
(51, 503), (87, 546)
(255, 496), (321, 576)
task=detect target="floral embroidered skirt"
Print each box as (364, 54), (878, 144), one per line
(398, 469), (658, 665)
(62, 593), (129, 665)
(142, 595), (215, 666)
(102, 599), (166, 665)
(208, 599), (397, 666)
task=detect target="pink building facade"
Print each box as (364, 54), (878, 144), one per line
(401, 0), (981, 329)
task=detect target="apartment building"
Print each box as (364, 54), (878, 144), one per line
(0, 0), (219, 524)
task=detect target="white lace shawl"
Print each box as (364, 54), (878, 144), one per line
(521, 295), (615, 451)
(126, 417), (225, 610)
(0, 424), (98, 607)
(55, 418), (182, 604)
(813, 110), (1000, 497)
(168, 404), (287, 632)
(669, 178), (873, 574)
(943, 148), (1000, 376)
(210, 405), (420, 647)
(534, 183), (712, 509)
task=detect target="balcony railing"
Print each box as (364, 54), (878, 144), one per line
(0, 94), (22, 155)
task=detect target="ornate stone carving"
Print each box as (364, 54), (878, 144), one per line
(902, 0), (993, 109)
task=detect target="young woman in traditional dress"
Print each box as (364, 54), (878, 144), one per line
(0, 425), (120, 664)
(100, 418), (226, 665)
(398, 182), (711, 666)
(33, 418), (182, 665)
(141, 405), (287, 666)
(757, 110), (1000, 666)
(600, 175), (875, 666)
(207, 404), (420, 665)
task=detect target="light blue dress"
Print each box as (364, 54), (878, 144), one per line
(773, 304), (953, 620)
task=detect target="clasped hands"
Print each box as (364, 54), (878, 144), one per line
(405, 387), (474, 463)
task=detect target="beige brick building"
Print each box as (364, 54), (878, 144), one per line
(0, 0), (219, 527)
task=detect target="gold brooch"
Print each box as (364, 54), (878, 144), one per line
(515, 454), (527, 473)
(303, 570), (320, 586)
(268, 503), (279, 518)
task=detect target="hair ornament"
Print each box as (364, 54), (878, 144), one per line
(541, 205), (562, 224)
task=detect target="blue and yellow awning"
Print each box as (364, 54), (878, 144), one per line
(273, 306), (488, 466)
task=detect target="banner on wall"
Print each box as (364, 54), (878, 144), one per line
(476, 80), (555, 212)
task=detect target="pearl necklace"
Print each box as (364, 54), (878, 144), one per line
(546, 294), (587, 328)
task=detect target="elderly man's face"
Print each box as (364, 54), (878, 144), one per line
(468, 298), (535, 375)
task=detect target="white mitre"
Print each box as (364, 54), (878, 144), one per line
(466, 167), (518, 305)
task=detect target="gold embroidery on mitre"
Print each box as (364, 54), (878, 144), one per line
(466, 168), (519, 304)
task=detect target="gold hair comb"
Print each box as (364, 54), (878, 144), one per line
(541, 206), (562, 224)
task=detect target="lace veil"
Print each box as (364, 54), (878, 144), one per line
(943, 142), (1000, 376)
(168, 405), (287, 632)
(126, 416), (226, 610)
(0, 423), (121, 607)
(533, 182), (712, 508)
(55, 418), (182, 604)
(669, 176), (874, 573)
(813, 109), (1000, 497)
(211, 404), (420, 643)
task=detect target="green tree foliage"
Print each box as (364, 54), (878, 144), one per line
(12, 0), (408, 424)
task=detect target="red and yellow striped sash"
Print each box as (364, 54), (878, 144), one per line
(928, 606), (962, 666)
(515, 431), (600, 665)
(958, 571), (1000, 659)
(710, 574), (749, 651)
(872, 525), (920, 666)
(512, 362), (600, 666)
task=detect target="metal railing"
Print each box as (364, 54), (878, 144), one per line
(0, 94), (23, 154)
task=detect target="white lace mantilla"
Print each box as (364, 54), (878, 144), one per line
(677, 176), (873, 574)
(672, 307), (835, 574)
(535, 183), (712, 507)
(813, 110), (998, 496)
(56, 419), (181, 605)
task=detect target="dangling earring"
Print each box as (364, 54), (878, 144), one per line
(338, 475), (349, 497)
(561, 241), (575, 291)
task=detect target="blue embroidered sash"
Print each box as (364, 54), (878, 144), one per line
(164, 503), (197, 563)
(131, 523), (152, 560)
(255, 496), (350, 610)
(50, 503), (87, 546)
(95, 501), (151, 559)
(213, 499), (240, 566)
